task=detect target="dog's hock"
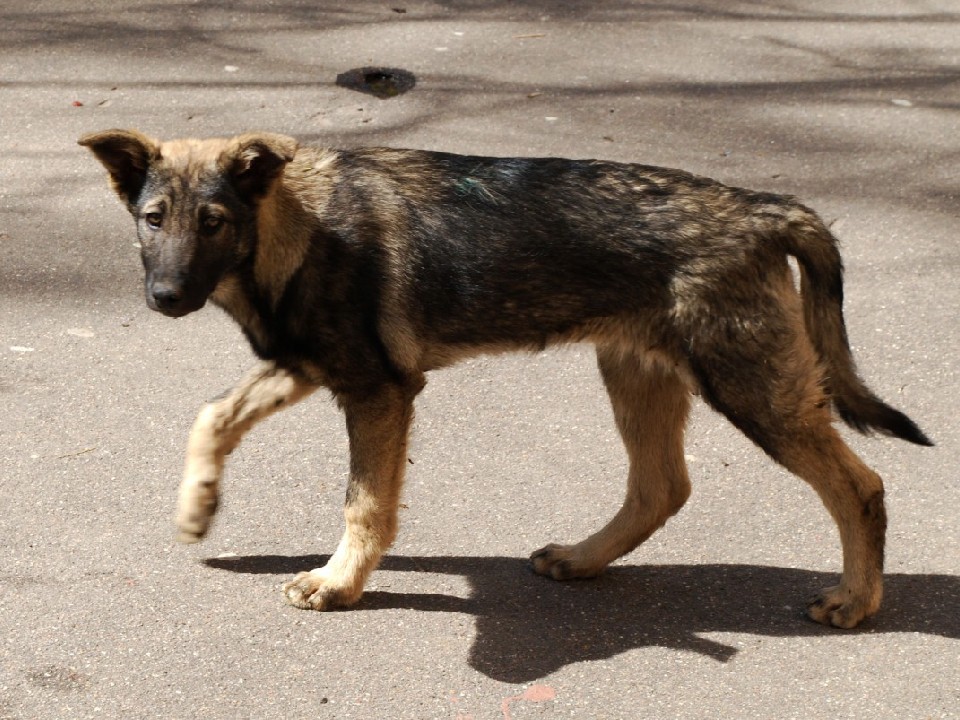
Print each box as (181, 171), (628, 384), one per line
(78, 128), (160, 208)
(220, 133), (298, 200)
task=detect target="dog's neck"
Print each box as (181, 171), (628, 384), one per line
(251, 181), (314, 312)
(209, 172), (331, 364)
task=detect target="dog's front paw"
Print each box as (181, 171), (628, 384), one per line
(806, 585), (879, 629)
(175, 475), (219, 543)
(530, 543), (602, 580)
(282, 569), (363, 611)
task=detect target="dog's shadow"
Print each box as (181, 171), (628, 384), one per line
(204, 554), (959, 683)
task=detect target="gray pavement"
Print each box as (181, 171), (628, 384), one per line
(1, 2), (958, 718)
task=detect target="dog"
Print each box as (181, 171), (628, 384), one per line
(79, 129), (931, 629)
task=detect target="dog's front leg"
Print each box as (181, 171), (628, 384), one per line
(176, 361), (319, 542)
(283, 383), (416, 611)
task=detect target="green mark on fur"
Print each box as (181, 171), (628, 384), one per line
(455, 176), (498, 203)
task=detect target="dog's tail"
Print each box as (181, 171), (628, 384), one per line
(780, 206), (933, 446)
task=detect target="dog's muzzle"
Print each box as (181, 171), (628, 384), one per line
(147, 281), (205, 318)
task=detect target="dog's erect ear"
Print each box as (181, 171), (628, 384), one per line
(78, 129), (160, 207)
(219, 133), (298, 201)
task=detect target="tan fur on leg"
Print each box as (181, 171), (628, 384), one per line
(283, 383), (416, 610)
(532, 348), (691, 578)
(177, 362), (318, 542)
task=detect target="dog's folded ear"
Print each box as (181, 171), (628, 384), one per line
(78, 129), (160, 208)
(219, 133), (298, 201)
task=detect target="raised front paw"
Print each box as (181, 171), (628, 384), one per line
(806, 584), (880, 629)
(530, 543), (603, 580)
(282, 569), (364, 611)
(175, 477), (219, 543)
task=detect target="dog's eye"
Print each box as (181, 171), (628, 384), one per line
(145, 212), (163, 230)
(202, 216), (224, 234)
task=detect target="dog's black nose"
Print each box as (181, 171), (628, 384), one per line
(150, 283), (184, 312)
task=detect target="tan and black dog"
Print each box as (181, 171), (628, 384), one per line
(80, 129), (931, 629)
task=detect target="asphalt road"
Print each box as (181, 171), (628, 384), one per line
(1, 2), (958, 718)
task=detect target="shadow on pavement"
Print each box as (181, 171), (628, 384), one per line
(3, 2), (957, 52)
(205, 553), (960, 683)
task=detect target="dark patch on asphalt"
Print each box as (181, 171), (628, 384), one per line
(26, 665), (90, 692)
(0, 574), (42, 589)
(335, 67), (416, 98)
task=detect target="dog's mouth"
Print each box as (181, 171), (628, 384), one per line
(151, 301), (205, 319)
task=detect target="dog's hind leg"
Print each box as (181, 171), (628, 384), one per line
(283, 381), (417, 610)
(687, 294), (887, 628)
(176, 361), (319, 543)
(531, 346), (691, 579)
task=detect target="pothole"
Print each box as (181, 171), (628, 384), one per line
(335, 67), (416, 99)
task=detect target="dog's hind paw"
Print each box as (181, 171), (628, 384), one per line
(282, 569), (363, 611)
(806, 584), (880, 629)
(530, 543), (603, 580)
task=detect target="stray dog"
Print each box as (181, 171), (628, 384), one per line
(80, 129), (932, 629)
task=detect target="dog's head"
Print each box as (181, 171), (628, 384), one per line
(79, 129), (297, 317)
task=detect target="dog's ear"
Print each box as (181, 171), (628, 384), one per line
(219, 133), (298, 201)
(78, 129), (160, 208)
